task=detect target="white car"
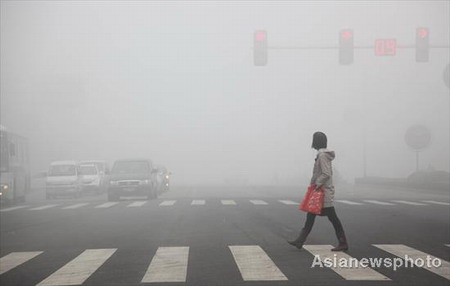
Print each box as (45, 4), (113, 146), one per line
(80, 160), (110, 193)
(46, 161), (82, 199)
(79, 164), (101, 194)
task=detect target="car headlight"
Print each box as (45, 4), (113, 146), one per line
(165, 175), (169, 179)
(141, 179), (150, 185)
(1, 184), (8, 190)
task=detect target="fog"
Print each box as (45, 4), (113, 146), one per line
(1, 0), (449, 186)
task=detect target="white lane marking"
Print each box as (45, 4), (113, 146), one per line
(303, 245), (390, 281)
(37, 249), (116, 286)
(421, 200), (450, 206)
(363, 200), (395, 206)
(191, 200), (206, 206)
(229, 245), (287, 281)
(0, 206), (29, 212)
(95, 202), (119, 208)
(446, 244), (450, 247)
(374, 244), (450, 280)
(221, 200), (237, 205)
(127, 201), (147, 207)
(250, 200), (268, 205)
(278, 200), (298, 205)
(391, 200), (427, 206)
(29, 204), (59, 211)
(0, 251), (43, 275)
(62, 203), (89, 210)
(159, 200), (176, 206)
(335, 200), (364, 205)
(141, 247), (189, 283)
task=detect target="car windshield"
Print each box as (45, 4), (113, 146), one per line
(112, 161), (149, 174)
(80, 165), (97, 175)
(48, 165), (76, 176)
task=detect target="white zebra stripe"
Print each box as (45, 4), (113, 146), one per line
(0, 251), (43, 275)
(127, 201), (147, 207)
(303, 245), (390, 280)
(421, 200), (450, 206)
(221, 200), (237, 205)
(37, 249), (116, 286)
(250, 200), (268, 205)
(159, 200), (176, 206)
(374, 244), (450, 280)
(29, 204), (59, 211)
(278, 200), (298, 205)
(229, 245), (287, 281)
(62, 203), (89, 210)
(336, 200), (364, 205)
(363, 200), (395, 206)
(0, 206), (29, 212)
(141, 247), (189, 283)
(95, 202), (119, 208)
(391, 200), (427, 206)
(191, 200), (206, 206)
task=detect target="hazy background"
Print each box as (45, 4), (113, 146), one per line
(1, 0), (449, 186)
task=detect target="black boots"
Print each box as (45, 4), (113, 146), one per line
(288, 229), (309, 249)
(331, 232), (348, 251)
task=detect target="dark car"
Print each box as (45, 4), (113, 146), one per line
(107, 159), (158, 201)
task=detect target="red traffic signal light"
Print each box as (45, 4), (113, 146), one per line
(254, 30), (267, 66)
(339, 29), (354, 65)
(416, 27), (429, 62)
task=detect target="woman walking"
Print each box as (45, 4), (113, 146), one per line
(288, 131), (348, 251)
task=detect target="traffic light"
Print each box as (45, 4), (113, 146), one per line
(416, 27), (429, 62)
(254, 30), (267, 66)
(339, 29), (354, 65)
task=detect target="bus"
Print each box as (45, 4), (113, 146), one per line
(0, 125), (30, 204)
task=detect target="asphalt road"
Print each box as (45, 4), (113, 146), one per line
(1, 184), (449, 286)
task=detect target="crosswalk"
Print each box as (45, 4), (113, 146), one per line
(36, 249), (116, 286)
(1, 244), (449, 284)
(141, 247), (189, 283)
(1, 198), (449, 212)
(229, 245), (288, 281)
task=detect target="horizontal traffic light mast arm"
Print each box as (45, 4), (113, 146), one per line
(263, 44), (449, 50)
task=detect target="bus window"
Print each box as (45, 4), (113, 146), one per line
(0, 136), (8, 172)
(9, 142), (16, 156)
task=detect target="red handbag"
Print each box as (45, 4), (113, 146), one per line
(299, 184), (324, 214)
